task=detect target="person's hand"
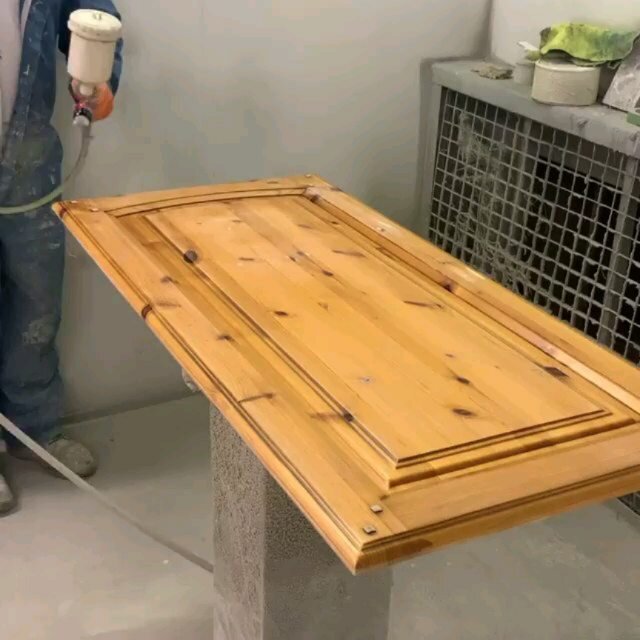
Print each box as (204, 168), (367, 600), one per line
(71, 81), (115, 121)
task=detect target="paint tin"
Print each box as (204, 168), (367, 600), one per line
(532, 60), (601, 106)
(514, 58), (535, 86)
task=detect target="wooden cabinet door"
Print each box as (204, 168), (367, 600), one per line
(55, 176), (640, 573)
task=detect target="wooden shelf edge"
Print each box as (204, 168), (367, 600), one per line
(57, 176), (331, 217)
(355, 464), (640, 573)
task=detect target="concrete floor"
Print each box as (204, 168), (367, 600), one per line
(1, 396), (640, 639)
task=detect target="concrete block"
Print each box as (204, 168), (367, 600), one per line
(210, 406), (392, 640)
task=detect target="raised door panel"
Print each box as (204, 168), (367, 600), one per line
(54, 176), (640, 572)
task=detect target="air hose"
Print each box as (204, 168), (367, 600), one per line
(0, 123), (92, 215)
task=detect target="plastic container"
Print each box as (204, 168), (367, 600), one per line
(514, 58), (535, 86)
(67, 9), (122, 97)
(532, 60), (601, 106)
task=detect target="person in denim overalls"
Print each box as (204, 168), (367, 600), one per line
(0, 0), (123, 513)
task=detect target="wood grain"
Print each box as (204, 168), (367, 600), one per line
(53, 177), (640, 573)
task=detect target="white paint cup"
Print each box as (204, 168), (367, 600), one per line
(67, 9), (122, 97)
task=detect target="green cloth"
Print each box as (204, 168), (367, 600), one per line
(538, 23), (640, 66)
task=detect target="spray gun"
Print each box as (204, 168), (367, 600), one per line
(0, 9), (122, 214)
(68, 10), (122, 127)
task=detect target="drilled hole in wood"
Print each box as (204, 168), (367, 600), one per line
(453, 408), (475, 417)
(183, 249), (198, 264)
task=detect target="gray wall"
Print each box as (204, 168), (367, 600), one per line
(54, 0), (491, 418)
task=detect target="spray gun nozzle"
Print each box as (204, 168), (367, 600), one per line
(68, 80), (94, 127)
(73, 104), (93, 128)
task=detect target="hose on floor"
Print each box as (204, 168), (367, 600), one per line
(0, 411), (213, 574)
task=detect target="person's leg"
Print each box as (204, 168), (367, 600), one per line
(0, 205), (95, 477)
(0, 473), (15, 513)
(0, 206), (64, 445)
(0, 256), (14, 514)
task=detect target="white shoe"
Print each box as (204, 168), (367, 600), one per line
(12, 436), (97, 478)
(0, 472), (16, 514)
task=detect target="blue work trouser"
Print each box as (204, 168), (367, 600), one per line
(0, 205), (64, 447)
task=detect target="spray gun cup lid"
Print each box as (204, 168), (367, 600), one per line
(68, 9), (122, 43)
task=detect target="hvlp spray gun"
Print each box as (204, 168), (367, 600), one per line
(0, 9), (122, 214)
(67, 9), (122, 127)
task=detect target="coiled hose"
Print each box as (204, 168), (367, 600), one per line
(0, 124), (92, 215)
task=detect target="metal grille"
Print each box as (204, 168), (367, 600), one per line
(425, 87), (640, 511)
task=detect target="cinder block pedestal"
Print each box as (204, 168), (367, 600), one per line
(210, 406), (392, 640)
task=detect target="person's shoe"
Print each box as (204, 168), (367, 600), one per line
(12, 436), (97, 478)
(0, 472), (16, 514)
(182, 368), (200, 393)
